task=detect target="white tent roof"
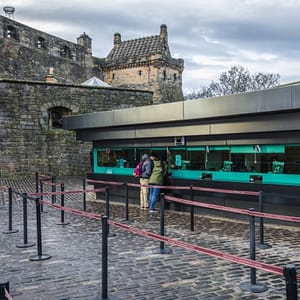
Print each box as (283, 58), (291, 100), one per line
(82, 76), (110, 87)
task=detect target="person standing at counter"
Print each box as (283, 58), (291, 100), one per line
(148, 152), (168, 213)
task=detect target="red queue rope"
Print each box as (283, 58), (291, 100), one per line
(37, 173), (52, 181)
(87, 179), (259, 195)
(0, 185), (8, 191)
(165, 195), (300, 223)
(28, 188), (106, 198)
(40, 200), (102, 220)
(108, 218), (287, 277)
(192, 186), (260, 196)
(86, 179), (124, 186)
(39, 199), (300, 280)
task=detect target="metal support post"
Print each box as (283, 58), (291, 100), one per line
(83, 179), (87, 212)
(284, 264), (298, 300)
(105, 187), (115, 237)
(29, 198), (51, 261)
(56, 184), (69, 225)
(16, 193), (35, 248)
(101, 216), (108, 299)
(2, 188), (18, 234)
(190, 185), (195, 231)
(257, 191), (271, 249)
(240, 208), (267, 293)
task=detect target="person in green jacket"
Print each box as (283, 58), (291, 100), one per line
(148, 152), (167, 212)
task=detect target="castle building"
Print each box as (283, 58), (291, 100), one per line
(104, 24), (184, 103)
(0, 12), (184, 177)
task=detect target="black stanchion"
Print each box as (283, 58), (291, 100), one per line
(124, 181), (129, 222)
(240, 208), (267, 293)
(284, 264), (298, 300)
(257, 191), (272, 249)
(39, 180), (47, 213)
(0, 280), (9, 300)
(16, 193), (35, 248)
(56, 184), (70, 226)
(190, 185), (194, 232)
(2, 188), (19, 234)
(105, 187), (116, 237)
(152, 193), (172, 254)
(83, 179), (87, 212)
(101, 216), (108, 300)
(29, 198), (51, 261)
(35, 172), (39, 194)
(51, 176), (56, 204)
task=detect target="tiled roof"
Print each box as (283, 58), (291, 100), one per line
(106, 35), (169, 61)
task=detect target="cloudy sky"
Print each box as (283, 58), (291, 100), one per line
(2, 0), (300, 92)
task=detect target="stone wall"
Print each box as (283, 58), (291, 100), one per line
(0, 79), (153, 177)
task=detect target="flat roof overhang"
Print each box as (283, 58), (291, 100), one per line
(63, 84), (300, 145)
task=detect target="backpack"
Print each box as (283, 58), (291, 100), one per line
(133, 161), (143, 177)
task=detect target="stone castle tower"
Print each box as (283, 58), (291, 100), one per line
(104, 24), (184, 103)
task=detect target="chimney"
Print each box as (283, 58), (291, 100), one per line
(160, 24), (168, 42)
(114, 33), (121, 46)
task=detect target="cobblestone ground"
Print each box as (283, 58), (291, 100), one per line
(0, 177), (299, 300)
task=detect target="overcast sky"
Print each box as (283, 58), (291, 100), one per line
(2, 0), (300, 92)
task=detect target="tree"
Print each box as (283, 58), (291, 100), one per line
(185, 66), (280, 100)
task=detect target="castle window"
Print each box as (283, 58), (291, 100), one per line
(48, 106), (71, 129)
(60, 46), (72, 59)
(163, 70), (167, 80)
(112, 73), (115, 80)
(173, 73), (177, 81)
(138, 70), (142, 76)
(37, 37), (47, 49)
(6, 25), (17, 40)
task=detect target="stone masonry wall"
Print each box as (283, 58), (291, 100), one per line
(0, 79), (153, 177)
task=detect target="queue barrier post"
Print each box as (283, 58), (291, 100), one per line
(51, 176), (56, 204)
(2, 188), (19, 234)
(105, 187), (116, 237)
(257, 191), (272, 249)
(124, 181), (129, 222)
(39, 180), (46, 213)
(190, 185), (195, 232)
(83, 179), (87, 212)
(16, 193), (35, 248)
(101, 215), (108, 299)
(56, 183), (70, 226)
(240, 208), (268, 293)
(284, 264), (298, 300)
(29, 198), (51, 261)
(152, 193), (172, 254)
(0, 280), (9, 300)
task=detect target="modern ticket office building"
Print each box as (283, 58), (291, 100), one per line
(64, 83), (300, 214)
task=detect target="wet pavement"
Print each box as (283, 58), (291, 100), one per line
(0, 176), (299, 299)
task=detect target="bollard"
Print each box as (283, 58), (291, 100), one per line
(105, 187), (115, 237)
(83, 179), (87, 212)
(51, 176), (56, 204)
(284, 264), (298, 300)
(124, 181), (129, 222)
(29, 198), (51, 261)
(0, 280), (9, 300)
(240, 208), (267, 293)
(39, 180), (46, 213)
(2, 188), (19, 234)
(257, 191), (272, 249)
(16, 193), (35, 248)
(152, 193), (172, 254)
(190, 185), (195, 232)
(35, 172), (39, 194)
(56, 184), (70, 226)
(101, 216), (108, 299)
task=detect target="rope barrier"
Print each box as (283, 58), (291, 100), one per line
(38, 199), (300, 281)
(0, 185), (8, 192)
(39, 200), (102, 220)
(164, 195), (300, 223)
(86, 179), (124, 186)
(28, 187), (106, 198)
(108, 218), (295, 278)
(37, 173), (52, 180)
(192, 186), (260, 196)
